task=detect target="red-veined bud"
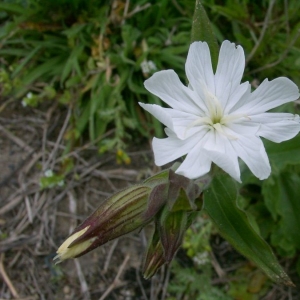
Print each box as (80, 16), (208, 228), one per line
(54, 171), (170, 263)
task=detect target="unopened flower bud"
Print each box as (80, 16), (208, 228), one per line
(54, 171), (170, 263)
(54, 185), (152, 263)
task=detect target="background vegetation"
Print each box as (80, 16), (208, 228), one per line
(1, 0), (300, 299)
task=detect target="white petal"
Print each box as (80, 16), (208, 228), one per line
(176, 130), (241, 181)
(232, 136), (271, 180)
(226, 120), (260, 136)
(214, 40), (245, 111)
(233, 77), (300, 115)
(225, 81), (251, 114)
(152, 131), (202, 166)
(175, 142), (212, 179)
(202, 131), (241, 182)
(167, 110), (207, 140)
(144, 70), (205, 114)
(185, 42), (215, 96)
(250, 113), (300, 142)
(139, 103), (174, 130)
(139, 103), (206, 140)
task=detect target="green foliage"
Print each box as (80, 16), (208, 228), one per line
(39, 169), (65, 189)
(227, 266), (269, 300)
(261, 167), (300, 257)
(238, 132), (300, 258)
(264, 135), (300, 171)
(0, 0), (191, 154)
(183, 216), (212, 258)
(168, 261), (233, 300)
(168, 217), (232, 299)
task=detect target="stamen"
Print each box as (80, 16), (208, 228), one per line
(203, 89), (223, 123)
(213, 123), (238, 140)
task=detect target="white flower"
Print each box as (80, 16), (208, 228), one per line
(139, 40), (300, 182)
(141, 60), (157, 75)
(57, 180), (64, 187)
(44, 169), (54, 177)
(148, 60), (157, 71)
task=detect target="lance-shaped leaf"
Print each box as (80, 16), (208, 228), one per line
(143, 225), (165, 280)
(191, 0), (218, 70)
(54, 171), (170, 263)
(159, 208), (188, 263)
(203, 173), (294, 287)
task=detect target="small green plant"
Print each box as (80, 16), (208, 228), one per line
(39, 169), (65, 189)
(168, 216), (232, 299)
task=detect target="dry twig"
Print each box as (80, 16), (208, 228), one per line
(0, 253), (20, 299)
(103, 239), (119, 274)
(99, 254), (130, 300)
(74, 259), (91, 300)
(0, 124), (33, 153)
(246, 0), (276, 64)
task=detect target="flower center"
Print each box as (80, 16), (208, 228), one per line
(185, 85), (251, 140)
(185, 92), (227, 136)
(185, 93), (225, 128)
(185, 89), (246, 140)
(205, 91), (224, 125)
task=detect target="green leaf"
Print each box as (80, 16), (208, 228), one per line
(261, 177), (280, 220)
(0, 3), (26, 14)
(263, 171), (300, 250)
(22, 56), (64, 85)
(143, 224), (165, 279)
(203, 173), (294, 286)
(276, 172), (300, 249)
(12, 46), (42, 78)
(159, 208), (188, 263)
(60, 44), (84, 84)
(191, 0), (219, 71)
(264, 134), (300, 171)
